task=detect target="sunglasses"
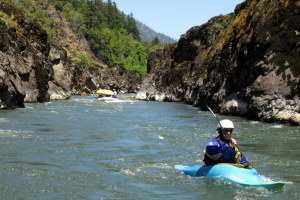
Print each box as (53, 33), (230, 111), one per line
(224, 129), (233, 133)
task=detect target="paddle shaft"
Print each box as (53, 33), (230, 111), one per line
(205, 105), (252, 166)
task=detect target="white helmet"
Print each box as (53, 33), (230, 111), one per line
(218, 119), (234, 129)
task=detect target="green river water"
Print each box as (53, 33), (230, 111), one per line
(0, 95), (299, 199)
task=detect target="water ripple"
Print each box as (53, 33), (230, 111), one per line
(0, 96), (298, 199)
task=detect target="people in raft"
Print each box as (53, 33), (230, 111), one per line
(203, 119), (251, 167)
(112, 89), (117, 98)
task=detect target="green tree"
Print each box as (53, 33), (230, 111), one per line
(10, 0), (155, 79)
(151, 36), (160, 45)
(126, 13), (140, 41)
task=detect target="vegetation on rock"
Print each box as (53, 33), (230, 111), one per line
(136, 0), (300, 125)
(3, 0), (166, 79)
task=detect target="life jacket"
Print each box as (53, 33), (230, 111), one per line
(203, 136), (242, 165)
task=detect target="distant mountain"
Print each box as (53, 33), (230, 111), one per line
(136, 21), (177, 44)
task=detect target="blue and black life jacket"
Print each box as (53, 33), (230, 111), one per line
(203, 136), (248, 166)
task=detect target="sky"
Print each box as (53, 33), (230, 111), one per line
(112, 0), (245, 40)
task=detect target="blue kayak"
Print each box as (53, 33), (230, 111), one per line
(174, 163), (285, 190)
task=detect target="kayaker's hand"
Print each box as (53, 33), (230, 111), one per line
(230, 138), (237, 147)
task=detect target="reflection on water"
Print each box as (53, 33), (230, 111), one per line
(0, 96), (299, 199)
(9, 161), (64, 169)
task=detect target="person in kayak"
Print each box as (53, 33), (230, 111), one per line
(203, 119), (250, 167)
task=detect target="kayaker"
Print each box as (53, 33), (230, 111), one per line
(203, 119), (250, 167)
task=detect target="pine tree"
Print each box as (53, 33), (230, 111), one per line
(151, 36), (160, 45)
(126, 13), (140, 41)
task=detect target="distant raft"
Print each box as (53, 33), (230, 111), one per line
(96, 89), (114, 96)
(174, 163), (285, 190)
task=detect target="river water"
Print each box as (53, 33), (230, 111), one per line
(0, 95), (299, 200)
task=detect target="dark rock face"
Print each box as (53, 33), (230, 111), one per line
(137, 0), (299, 125)
(47, 47), (73, 100)
(71, 63), (141, 95)
(0, 2), (141, 108)
(0, 2), (52, 108)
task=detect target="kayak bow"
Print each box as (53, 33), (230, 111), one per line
(174, 163), (285, 190)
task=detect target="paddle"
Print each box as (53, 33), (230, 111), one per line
(205, 105), (252, 167)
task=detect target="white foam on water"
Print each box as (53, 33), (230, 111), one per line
(270, 124), (283, 128)
(0, 129), (34, 138)
(121, 169), (136, 176)
(97, 99), (135, 103)
(250, 121), (260, 124)
(71, 98), (94, 104)
(0, 118), (9, 123)
(158, 135), (164, 140)
(141, 163), (172, 169)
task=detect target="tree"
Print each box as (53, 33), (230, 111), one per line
(126, 13), (140, 41)
(151, 36), (160, 45)
(13, 0), (152, 79)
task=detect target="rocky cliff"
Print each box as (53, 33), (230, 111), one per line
(0, 2), (141, 109)
(136, 0), (300, 125)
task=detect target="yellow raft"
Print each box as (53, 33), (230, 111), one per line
(96, 89), (114, 96)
